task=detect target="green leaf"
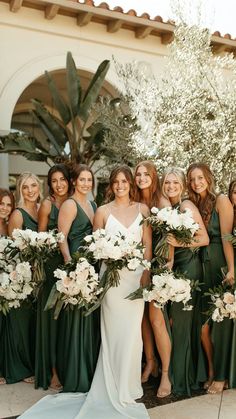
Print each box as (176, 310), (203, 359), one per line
(66, 52), (81, 118)
(44, 284), (59, 311)
(54, 300), (64, 320)
(79, 60), (110, 121)
(45, 71), (71, 125)
(31, 102), (68, 150)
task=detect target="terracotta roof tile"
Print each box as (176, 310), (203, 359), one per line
(127, 9), (137, 17)
(97, 2), (110, 9)
(140, 13), (150, 20)
(113, 6), (123, 13)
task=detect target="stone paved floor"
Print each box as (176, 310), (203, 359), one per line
(0, 381), (236, 419)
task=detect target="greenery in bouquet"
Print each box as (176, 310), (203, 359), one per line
(143, 206), (199, 264)
(205, 284), (236, 323)
(223, 229), (236, 247)
(11, 228), (64, 296)
(45, 256), (101, 319)
(81, 229), (150, 315)
(0, 237), (34, 314)
(127, 268), (200, 311)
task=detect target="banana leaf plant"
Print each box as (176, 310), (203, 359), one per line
(0, 52), (110, 168)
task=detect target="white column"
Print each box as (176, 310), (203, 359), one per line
(0, 154), (9, 188)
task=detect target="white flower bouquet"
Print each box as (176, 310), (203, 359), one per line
(0, 237), (34, 313)
(127, 269), (195, 311)
(81, 229), (150, 315)
(144, 207), (199, 263)
(45, 257), (101, 319)
(205, 286), (236, 323)
(11, 229), (64, 295)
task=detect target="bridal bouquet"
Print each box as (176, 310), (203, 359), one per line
(127, 269), (195, 311)
(144, 207), (199, 263)
(45, 257), (101, 319)
(81, 229), (150, 315)
(205, 286), (236, 323)
(11, 229), (64, 295)
(0, 237), (34, 313)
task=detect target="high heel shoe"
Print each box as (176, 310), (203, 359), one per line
(157, 370), (172, 398)
(141, 358), (159, 383)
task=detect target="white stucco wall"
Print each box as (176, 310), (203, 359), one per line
(0, 2), (169, 186)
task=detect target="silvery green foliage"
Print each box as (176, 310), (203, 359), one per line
(115, 23), (236, 189)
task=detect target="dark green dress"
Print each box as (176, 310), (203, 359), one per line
(35, 203), (63, 389)
(3, 208), (37, 383)
(0, 234), (6, 379)
(169, 205), (206, 396)
(57, 199), (100, 392)
(201, 208), (234, 382)
(0, 310), (5, 378)
(229, 244), (236, 388)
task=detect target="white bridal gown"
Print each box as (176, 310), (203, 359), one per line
(20, 212), (149, 419)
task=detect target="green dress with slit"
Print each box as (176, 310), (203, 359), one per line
(201, 208), (234, 382)
(35, 202), (63, 389)
(170, 206), (206, 396)
(57, 199), (100, 392)
(3, 208), (37, 383)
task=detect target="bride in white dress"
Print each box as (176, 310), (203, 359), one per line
(20, 165), (152, 419)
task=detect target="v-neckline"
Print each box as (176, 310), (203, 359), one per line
(108, 213), (141, 230)
(19, 208), (38, 223)
(75, 200), (94, 225)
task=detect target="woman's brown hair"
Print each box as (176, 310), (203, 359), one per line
(105, 165), (135, 203)
(228, 179), (236, 227)
(71, 164), (95, 194)
(0, 188), (15, 214)
(187, 162), (216, 227)
(134, 161), (161, 208)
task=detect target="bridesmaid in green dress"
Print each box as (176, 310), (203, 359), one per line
(0, 188), (15, 385)
(5, 172), (41, 384)
(228, 179), (236, 388)
(162, 167), (209, 396)
(134, 161), (172, 398)
(187, 163), (235, 394)
(57, 164), (100, 392)
(35, 164), (71, 390)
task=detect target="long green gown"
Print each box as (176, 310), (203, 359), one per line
(57, 199), (100, 392)
(229, 241), (236, 388)
(35, 202), (63, 389)
(0, 234), (6, 379)
(3, 208), (37, 383)
(169, 206), (206, 396)
(0, 312), (5, 378)
(201, 208), (234, 382)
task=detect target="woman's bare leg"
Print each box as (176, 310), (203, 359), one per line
(149, 303), (172, 397)
(141, 304), (158, 383)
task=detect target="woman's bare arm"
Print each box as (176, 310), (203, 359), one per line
(8, 210), (23, 237)
(58, 200), (77, 263)
(38, 199), (51, 232)
(217, 195), (234, 285)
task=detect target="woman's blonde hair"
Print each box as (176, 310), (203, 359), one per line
(161, 167), (186, 202)
(16, 172), (42, 207)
